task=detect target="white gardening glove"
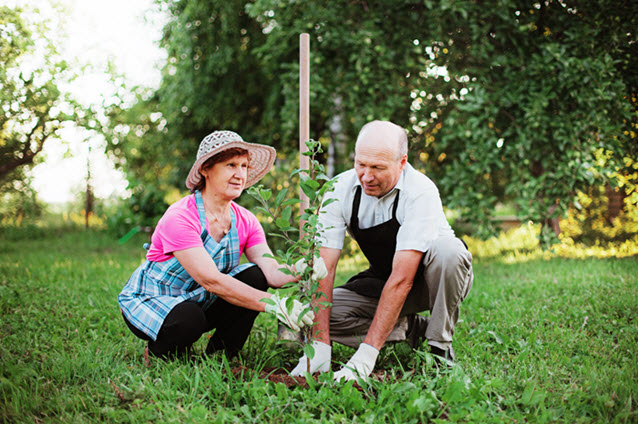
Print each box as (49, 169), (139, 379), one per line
(264, 294), (314, 332)
(290, 341), (332, 377)
(295, 257), (328, 281)
(333, 343), (379, 382)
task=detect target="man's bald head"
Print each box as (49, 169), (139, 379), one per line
(353, 121), (408, 197)
(355, 120), (408, 160)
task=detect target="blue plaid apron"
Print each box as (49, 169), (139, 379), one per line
(118, 191), (255, 340)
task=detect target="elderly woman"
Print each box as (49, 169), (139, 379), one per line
(119, 130), (315, 359)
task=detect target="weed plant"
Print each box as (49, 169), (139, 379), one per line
(1, 228), (636, 423)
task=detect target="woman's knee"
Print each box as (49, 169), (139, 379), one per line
(159, 301), (208, 344)
(234, 265), (268, 291)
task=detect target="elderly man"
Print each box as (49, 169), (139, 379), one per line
(291, 120), (473, 381)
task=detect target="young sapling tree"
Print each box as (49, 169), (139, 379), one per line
(249, 139), (335, 372)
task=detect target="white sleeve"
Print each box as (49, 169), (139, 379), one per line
(395, 187), (444, 252)
(316, 181), (348, 250)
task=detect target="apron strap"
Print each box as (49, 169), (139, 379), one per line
(350, 186), (362, 229)
(195, 190), (238, 242)
(350, 186), (401, 228)
(194, 190), (208, 239)
(391, 189), (400, 219)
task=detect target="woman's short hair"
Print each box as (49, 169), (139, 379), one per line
(191, 148), (249, 192)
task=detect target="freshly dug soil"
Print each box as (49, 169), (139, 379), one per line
(227, 366), (388, 390)
(229, 366), (313, 388)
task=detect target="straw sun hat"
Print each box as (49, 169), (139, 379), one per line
(185, 130), (276, 190)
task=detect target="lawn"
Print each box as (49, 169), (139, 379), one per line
(1, 228), (636, 423)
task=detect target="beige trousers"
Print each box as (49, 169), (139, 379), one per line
(330, 236), (473, 350)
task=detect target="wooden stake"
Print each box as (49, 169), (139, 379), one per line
(299, 33), (310, 217)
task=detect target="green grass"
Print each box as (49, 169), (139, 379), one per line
(1, 228), (637, 423)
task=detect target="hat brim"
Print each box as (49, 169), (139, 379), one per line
(185, 140), (276, 190)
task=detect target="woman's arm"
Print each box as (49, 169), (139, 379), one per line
(245, 243), (298, 288)
(173, 247), (270, 311)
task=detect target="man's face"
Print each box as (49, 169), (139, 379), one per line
(354, 137), (406, 198)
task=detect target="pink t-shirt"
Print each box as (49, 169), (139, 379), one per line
(146, 194), (266, 262)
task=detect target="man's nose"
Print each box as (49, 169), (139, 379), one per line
(361, 169), (373, 182)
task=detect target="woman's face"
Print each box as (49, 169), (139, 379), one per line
(200, 153), (249, 200)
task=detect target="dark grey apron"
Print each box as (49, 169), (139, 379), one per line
(342, 186), (425, 298)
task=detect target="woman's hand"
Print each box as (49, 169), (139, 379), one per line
(264, 294), (315, 331)
(245, 243), (297, 288)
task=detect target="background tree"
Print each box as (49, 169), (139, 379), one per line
(101, 0), (286, 201)
(0, 4), (79, 222)
(247, 0), (636, 241)
(420, 0), (636, 240)
(0, 5), (74, 182)
(107, 0), (636, 242)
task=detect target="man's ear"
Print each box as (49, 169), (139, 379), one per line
(399, 154), (408, 171)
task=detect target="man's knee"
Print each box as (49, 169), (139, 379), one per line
(426, 237), (472, 270)
(330, 288), (352, 325)
(422, 237), (473, 302)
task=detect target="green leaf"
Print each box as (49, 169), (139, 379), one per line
(274, 188), (288, 207)
(300, 182), (317, 201)
(255, 206), (271, 216)
(284, 296), (294, 313)
(275, 218), (290, 229)
(307, 215), (319, 227)
(259, 189), (272, 201)
(305, 179), (320, 190)
(303, 342), (315, 360)
(281, 198), (302, 206)
(281, 206), (292, 222)
(321, 197), (339, 208)
(290, 168), (305, 178)
(261, 297), (276, 306)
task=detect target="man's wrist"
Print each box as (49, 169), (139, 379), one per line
(357, 343), (379, 361)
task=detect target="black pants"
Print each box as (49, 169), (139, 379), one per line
(122, 265), (269, 359)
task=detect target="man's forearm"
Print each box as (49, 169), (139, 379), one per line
(313, 275), (334, 344)
(363, 278), (413, 350)
(314, 247), (341, 345)
(363, 250), (423, 349)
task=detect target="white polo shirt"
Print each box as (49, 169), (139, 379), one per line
(318, 163), (454, 252)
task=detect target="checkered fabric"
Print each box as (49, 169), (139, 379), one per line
(118, 191), (254, 340)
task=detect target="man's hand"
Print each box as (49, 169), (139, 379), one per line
(333, 343), (379, 382)
(295, 257), (328, 281)
(264, 294), (314, 332)
(290, 341), (332, 376)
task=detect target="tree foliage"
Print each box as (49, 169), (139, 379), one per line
(0, 5), (74, 184)
(420, 0), (636, 239)
(246, 0), (636, 239)
(109, 0), (636, 240)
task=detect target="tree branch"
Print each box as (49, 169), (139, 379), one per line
(0, 118), (51, 179)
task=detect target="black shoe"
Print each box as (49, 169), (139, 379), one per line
(429, 345), (455, 367)
(405, 314), (429, 348)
